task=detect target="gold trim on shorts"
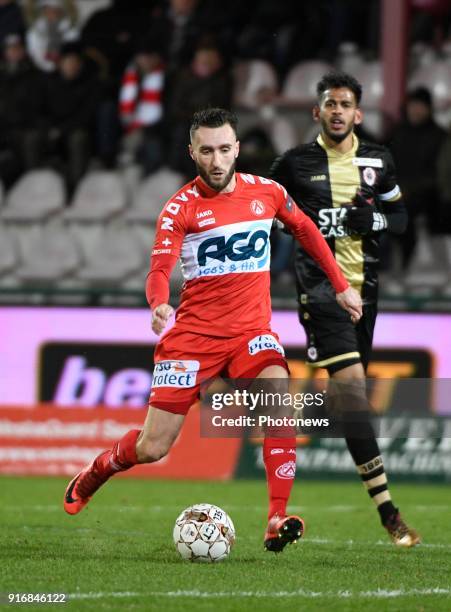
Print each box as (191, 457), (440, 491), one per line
(309, 351), (360, 368)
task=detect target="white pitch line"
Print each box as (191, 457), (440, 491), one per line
(4, 504), (450, 513)
(68, 587), (451, 601)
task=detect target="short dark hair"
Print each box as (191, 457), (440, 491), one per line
(190, 108), (238, 141)
(317, 71), (362, 105)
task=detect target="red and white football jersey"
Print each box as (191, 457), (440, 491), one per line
(146, 173), (348, 337)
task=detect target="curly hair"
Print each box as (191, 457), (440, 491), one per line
(317, 72), (363, 105)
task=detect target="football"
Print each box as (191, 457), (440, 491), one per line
(173, 503), (235, 562)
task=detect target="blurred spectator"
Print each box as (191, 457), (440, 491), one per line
(237, 126), (276, 177)
(23, 0), (77, 25)
(410, 0), (451, 49)
(150, 0), (211, 77)
(0, 33), (42, 185)
(236, 0), (380, 79)
(0, 0), (25, 49)
(118, 41), (165, 176)
(26, 0), (79, 72)
(38, 42), (101, 190)
(168, 43), (232, 177)
(81, 0), (155, 85)
(388, 86), (446, 267)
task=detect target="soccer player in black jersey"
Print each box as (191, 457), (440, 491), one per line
(270, 72), (420, 547)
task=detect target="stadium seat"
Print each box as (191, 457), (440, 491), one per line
(279, 60), (333, 107)
(404, 227), (451, 291)
(76, 225), (144, 284)
(127, 223), (156, 258)
(233, 59), (279, 109)
(0, 224), (19, 275)
(361, 109), (385, 141)
(16, 222), (81, 283)
(336, 41), (366, 74)
(2, 169), (66, 222)
(409, 60), (451, 111)
(125, 167), (185, 223)
(65, 171), (128, 222)
(351, 61), (383, 110)
(268, 114), (298, 154)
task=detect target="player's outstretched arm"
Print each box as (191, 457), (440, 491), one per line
(152, 303), (174, 335)
(336, 286), (362, 323)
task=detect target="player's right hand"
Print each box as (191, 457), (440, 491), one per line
(151, 303), (174, 335)
(336, 286), (362, 324)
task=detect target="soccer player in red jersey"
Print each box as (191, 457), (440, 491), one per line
(64, 108), (362, 552)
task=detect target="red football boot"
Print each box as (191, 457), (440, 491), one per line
(64, 452), (111, 515)
(264, 514), (305, 552)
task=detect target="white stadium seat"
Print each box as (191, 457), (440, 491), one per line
(2, 169), (66, 222)
(0, 224), (19, 275)
(16, 222), (81, 283)
(125, 167), (185, 223)
(404, 226), (451, 290)
(76, 225), (144, 284)
(409, 60), (451, 111)
(351, 61), (383, 110)
(280, 60), (333, 107)
(65, 171), (127, 222)
(233, 59), (279, 109)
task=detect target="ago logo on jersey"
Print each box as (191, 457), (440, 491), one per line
(182, 219), (272, 279)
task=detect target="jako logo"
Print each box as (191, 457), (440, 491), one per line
(275, 461), (296, 479)
(197, 229), (269, 267)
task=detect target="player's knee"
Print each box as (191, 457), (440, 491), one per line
(136, 437), (172, 463)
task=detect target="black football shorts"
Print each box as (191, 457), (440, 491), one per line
(298, 300), (377, 374)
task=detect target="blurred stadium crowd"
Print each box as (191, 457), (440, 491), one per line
(1, 0), (451, 306)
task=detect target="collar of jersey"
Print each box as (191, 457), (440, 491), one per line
(194, 173), (243, 198)
(317, 133), (359, 158)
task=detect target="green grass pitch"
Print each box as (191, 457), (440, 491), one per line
(1, 476), (450, 611)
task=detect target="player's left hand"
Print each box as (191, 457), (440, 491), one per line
(344, 192), (386, 235)
(336, 286), (362, 323)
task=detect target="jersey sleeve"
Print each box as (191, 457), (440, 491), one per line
(378, 149), (402, 203)
(273, 184), (349, 293)
(145, 202), (187, 309)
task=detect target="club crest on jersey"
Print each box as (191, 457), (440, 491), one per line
(250, 200), (265, 216)
(248, 334), (285, 356)
(363, 167), (376, 186)
(152, 360), (199, 388)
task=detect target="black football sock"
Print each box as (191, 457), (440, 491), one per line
(345, 437), (397, 524)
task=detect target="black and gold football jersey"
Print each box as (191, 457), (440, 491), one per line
(270, 134), (402, 304)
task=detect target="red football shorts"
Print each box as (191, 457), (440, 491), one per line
(149, 326), (288, 414)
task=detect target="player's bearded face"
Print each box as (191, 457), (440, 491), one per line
(319, 88), (360, 143)
(190, 125), (239, 192)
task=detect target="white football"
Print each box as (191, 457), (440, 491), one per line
(173, 503), (235, 562)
